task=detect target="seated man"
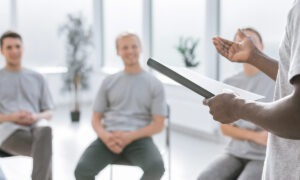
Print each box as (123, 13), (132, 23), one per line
(75, 32), (167, 180)
(0, 31), (54, 180)
(198, 28), (275, 180)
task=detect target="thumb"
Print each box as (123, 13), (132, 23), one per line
(236, 29), (247, 39)
(203, 98), (210, 106)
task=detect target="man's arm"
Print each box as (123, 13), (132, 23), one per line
(0, 113), (15, 123)
(220, 124), (268, 146)
(92, 112), (106, 139)
(0, 110), (52, 124)
(113, 115), (165, 148)
(239, 75), (300, 139)
(91, 112), (123, 154)
(34, 110), (52, 121)
(248, 50), (278, 80)
(205, 76), (300, 139)
(130, 115), (165, 140)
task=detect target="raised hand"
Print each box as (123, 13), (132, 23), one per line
(212, 29), (258, 63)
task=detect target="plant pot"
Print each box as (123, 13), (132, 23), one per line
(71, 111), (80, 122)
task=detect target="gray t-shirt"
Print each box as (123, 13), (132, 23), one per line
(93, 70), (167, 132)
(0, 68), (54, 145)
(223, 71), (275, 160)
(263, 1), (300, 179)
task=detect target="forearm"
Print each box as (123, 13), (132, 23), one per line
(92, 116), (107, 140)
(220, 124), (256, 141)
(35, 110), (52, 120)
(249, 50), (278, 80)
(0, 114), (13, 123)
(130, 122), (164, 141)
(239, 94), (300, 139)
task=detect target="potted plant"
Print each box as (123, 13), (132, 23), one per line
(176, 36), (200, 67)
(59, 13), (93, 122)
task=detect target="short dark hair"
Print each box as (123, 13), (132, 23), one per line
(234, 27), (263, 44)
(0, 31), (22, 48)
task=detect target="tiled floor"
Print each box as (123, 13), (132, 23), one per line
(0, 105), (225, 180)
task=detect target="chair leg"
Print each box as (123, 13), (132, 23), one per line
(169, 157), (171, 180)
(110, 165), (113, 180)
(0, 167), (5, 180)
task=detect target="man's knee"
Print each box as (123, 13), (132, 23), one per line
(74, 162), (90, 180)
(143, 158), (165, 177)
(197, 171), (213, 180)
(34, 126), (52, 140)
(74, 159), (100, 180)
(74, 163), (82, 179)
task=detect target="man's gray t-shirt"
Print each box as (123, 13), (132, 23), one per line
(223, 72), (275, 161)
(263, 1), (300, 179)
(93, 70), (167, 131)
(0, 68), (54, 145)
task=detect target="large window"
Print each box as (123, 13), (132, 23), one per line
(0, 0), (10, 67)
(18, 0), (94, 68)
(153, 0), (206, 73)
(0, 0), (10, 34)
(103, 0), (142, 72)
(220, 0), (291, 80)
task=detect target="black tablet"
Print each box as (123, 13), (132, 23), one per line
(147, 58), (215, 99)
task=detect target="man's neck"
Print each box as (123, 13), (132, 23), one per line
(5, 64), (22, 72)
(124, 64), (143, 74)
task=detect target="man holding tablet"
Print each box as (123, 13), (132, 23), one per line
(204, 1), (300, 179)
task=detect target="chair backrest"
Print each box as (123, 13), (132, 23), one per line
(165, 104), (171, 151)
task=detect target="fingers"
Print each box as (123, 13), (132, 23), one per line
(202, 93), (240, 124)
(203, 98), (210, 106)
(108, 144), (123, 154)
(203, 99), (208, 105)
(212, 37), (235, 58)
(114, 138), (124, 148)
(108, 132), (125, 148)
(213, 36), (234, 47)
(213, 38), (229, 57)
(107, 139), (123, 153)
(203, 97), (213, 106)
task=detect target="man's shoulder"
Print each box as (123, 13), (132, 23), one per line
(22, 68), (41, 75)
(103, 71), (123, 81)
(142, 71), (163, 84)
(100, 71), (124, 88)
(0, 68), (5, 74)
(289, 1), (300, 20)
(223, 71), (244, 84)
(293, 0), (300, 8)
(0, 68), (42, 78)
(22, 68), (44, 80)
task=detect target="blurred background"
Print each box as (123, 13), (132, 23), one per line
(0, 0), (292, 179)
